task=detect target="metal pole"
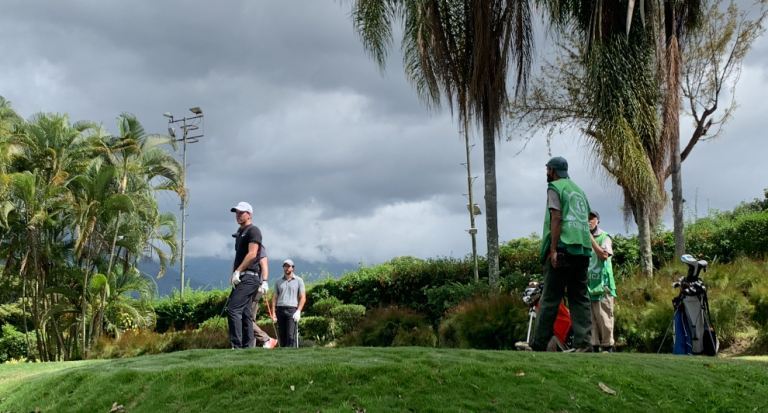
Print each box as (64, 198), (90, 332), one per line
(464, 117), (479, 282)
(180, 117), (187, 297)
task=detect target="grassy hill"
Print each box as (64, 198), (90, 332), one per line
(1, 348), (767, 412)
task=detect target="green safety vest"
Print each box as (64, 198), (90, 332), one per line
(588, 231), (616, 300)
(540, 179), (593, 263)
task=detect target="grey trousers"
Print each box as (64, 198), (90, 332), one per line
(250, 289), (273, 347)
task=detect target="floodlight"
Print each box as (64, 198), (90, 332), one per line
(467, 204), (482, 216)
(168, 127), (176, 138)
(189, 107), (202, 115)
(163, 112), (173, 119)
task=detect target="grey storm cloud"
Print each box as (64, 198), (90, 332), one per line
(1, 0), (767, 264)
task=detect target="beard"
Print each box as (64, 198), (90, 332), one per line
(546, 174), (554, 183)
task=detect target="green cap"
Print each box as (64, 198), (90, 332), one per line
(546, 157), (570, 179)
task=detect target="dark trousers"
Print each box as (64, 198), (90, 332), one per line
(276, 306), (298, 348)
(532, 252), (593, 351)
(227, 274), (259, 349)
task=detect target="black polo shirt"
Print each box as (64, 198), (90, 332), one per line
(234, 224), (262, 273)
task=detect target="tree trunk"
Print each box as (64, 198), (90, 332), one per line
(482, 108), (500, 286)
(637, 203), (654, 277)
(666, 36), (685, 260)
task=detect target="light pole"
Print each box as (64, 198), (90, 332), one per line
(462, 117), (481, 282)
(164, 107), (204, 297)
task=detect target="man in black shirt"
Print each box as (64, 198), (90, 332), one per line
(227, 201), (264, 349)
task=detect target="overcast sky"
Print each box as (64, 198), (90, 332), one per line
(1, 0), (766, 266)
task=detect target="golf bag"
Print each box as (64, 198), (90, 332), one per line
(659, 254), (719, 356)
(515, 282), (574, 351)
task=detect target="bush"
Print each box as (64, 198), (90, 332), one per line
(423, 282), (492, 322)
(197, 316), (227, 333)
(330, 304), (366, 336)
(0, 324), (28, 363)
(342, 306), (434, 347)
(438, 294), (528, 350)
(299, 316), (334, 343)
(154, 288), (229, 333)
(312, 297), (343, 317)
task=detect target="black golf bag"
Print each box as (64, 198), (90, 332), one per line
(659, 254), (719, 356)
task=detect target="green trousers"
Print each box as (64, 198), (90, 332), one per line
(532, 253), (593, 351)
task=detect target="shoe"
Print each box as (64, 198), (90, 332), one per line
(593, 346), (601, 353)
(604, 346), (613, 353)
(514, 341), (533, 351)
(263, 338), (277, 349)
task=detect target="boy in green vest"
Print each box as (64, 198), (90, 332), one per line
(588, 211), (616, 353)
(532, 157), (594, 352)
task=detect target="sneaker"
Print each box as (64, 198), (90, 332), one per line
(514, 341), (533, 351)
(263, 338), (277, 349)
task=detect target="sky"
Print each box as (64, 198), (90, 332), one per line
(1, 0), (766, 267)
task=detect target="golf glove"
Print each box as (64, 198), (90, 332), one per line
(259, 281), (269, 295)
(292, 310), (301, 323)
(232, 271), (241, 286)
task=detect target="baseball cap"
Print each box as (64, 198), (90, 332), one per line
(230, 202), (253, 214)
(283, 259), (295, 267)
(589, 210), (600, 221)
(545, 157), (570, 179)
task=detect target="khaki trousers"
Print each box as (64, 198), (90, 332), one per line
(590, 286), (614, 347)
(249, 289), (273, 347)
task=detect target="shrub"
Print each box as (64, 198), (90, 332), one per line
(299, 316), (334, 343)
(342, 306), (433, 347)
(0, 324), (28, 363)
(329, 304), (366, 336)
(198, 316), (227, 332)
(154, 288), (229, 333)
(438, 294), (528, 350)
(312, 297), (343, 317)
(423, 282), (491, 322)
(749, 285), (768, 329)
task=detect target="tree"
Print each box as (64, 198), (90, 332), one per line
(668, 0), (767, 258)
(346, 0), (534, 285)
(508, 0), (766, 275)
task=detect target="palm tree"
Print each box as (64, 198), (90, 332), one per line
(347, 0), (534, 285)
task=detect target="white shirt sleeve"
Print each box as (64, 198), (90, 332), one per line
(547, 189), (561, 210)
(601, 236), (613, 256)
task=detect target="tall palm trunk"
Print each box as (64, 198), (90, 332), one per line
(665, 25), (685, 260)
(636, 203), (654, 277)
(97, 171), (127, 342)
(482, 106), (500, 286)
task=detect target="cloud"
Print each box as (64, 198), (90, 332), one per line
(2, 0), (767, 265)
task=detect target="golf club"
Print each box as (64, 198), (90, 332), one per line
(206, 290), (232, 349)
(265, 296), (280, 348)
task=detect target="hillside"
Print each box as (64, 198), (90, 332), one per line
(1, 348), (767, 412)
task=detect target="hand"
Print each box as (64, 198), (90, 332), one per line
(551, 252), (561, 268)
(292, 310), (301, 323)
(232, 271), (241, 286)
(271, 316), (277, 323)
(259, 281), (269, 295)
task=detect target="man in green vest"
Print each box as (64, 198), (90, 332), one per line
(532, 157), (594, 352)
(588, 210), (616, 353)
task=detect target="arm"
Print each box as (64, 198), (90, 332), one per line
(260, 256), (268, 282)
(271, 290), (279, 321)
(591, 235), (611, 261)
(549, 209), (562, 267)
(297, 292), (306, 312)
(230, 259), (236, 284)
(235, 242), (260, 272)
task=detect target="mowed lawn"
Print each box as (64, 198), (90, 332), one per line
(1, 348), (767, 413)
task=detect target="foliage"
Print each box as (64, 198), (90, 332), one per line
(310, 296), (343, 317)
(423, 281), (492, 321)
(328, 304), (366, 336)
(438, 294), (528, 350)
(341, 306), (434, 348)
(298, 316), (334, 344)
(0, 324), (28, 363)
(154, 288), (229, 333)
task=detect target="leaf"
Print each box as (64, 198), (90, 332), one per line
(35, 408), (41, 412)
(355, 410), (366, 413)
(570, 393), (575, 400)
(599, 382), (617, 396)
(309, 380), (314, 384)
(516, 370), (525, 377)
(290, 385), (295, 392)
(109, 402), (126, 412)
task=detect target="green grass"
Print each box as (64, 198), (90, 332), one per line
(1, 348), (768, 412)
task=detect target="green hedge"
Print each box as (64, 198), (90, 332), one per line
(154, 289), (229, 333)
(0, 324), (28, 363)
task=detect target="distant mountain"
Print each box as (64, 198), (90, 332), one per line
(138, 256), (358, 296)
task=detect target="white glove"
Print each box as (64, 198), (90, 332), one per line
(292, 310), (301, 323)
(259, 281), (269, 295)
(232, 271), (241, 286)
